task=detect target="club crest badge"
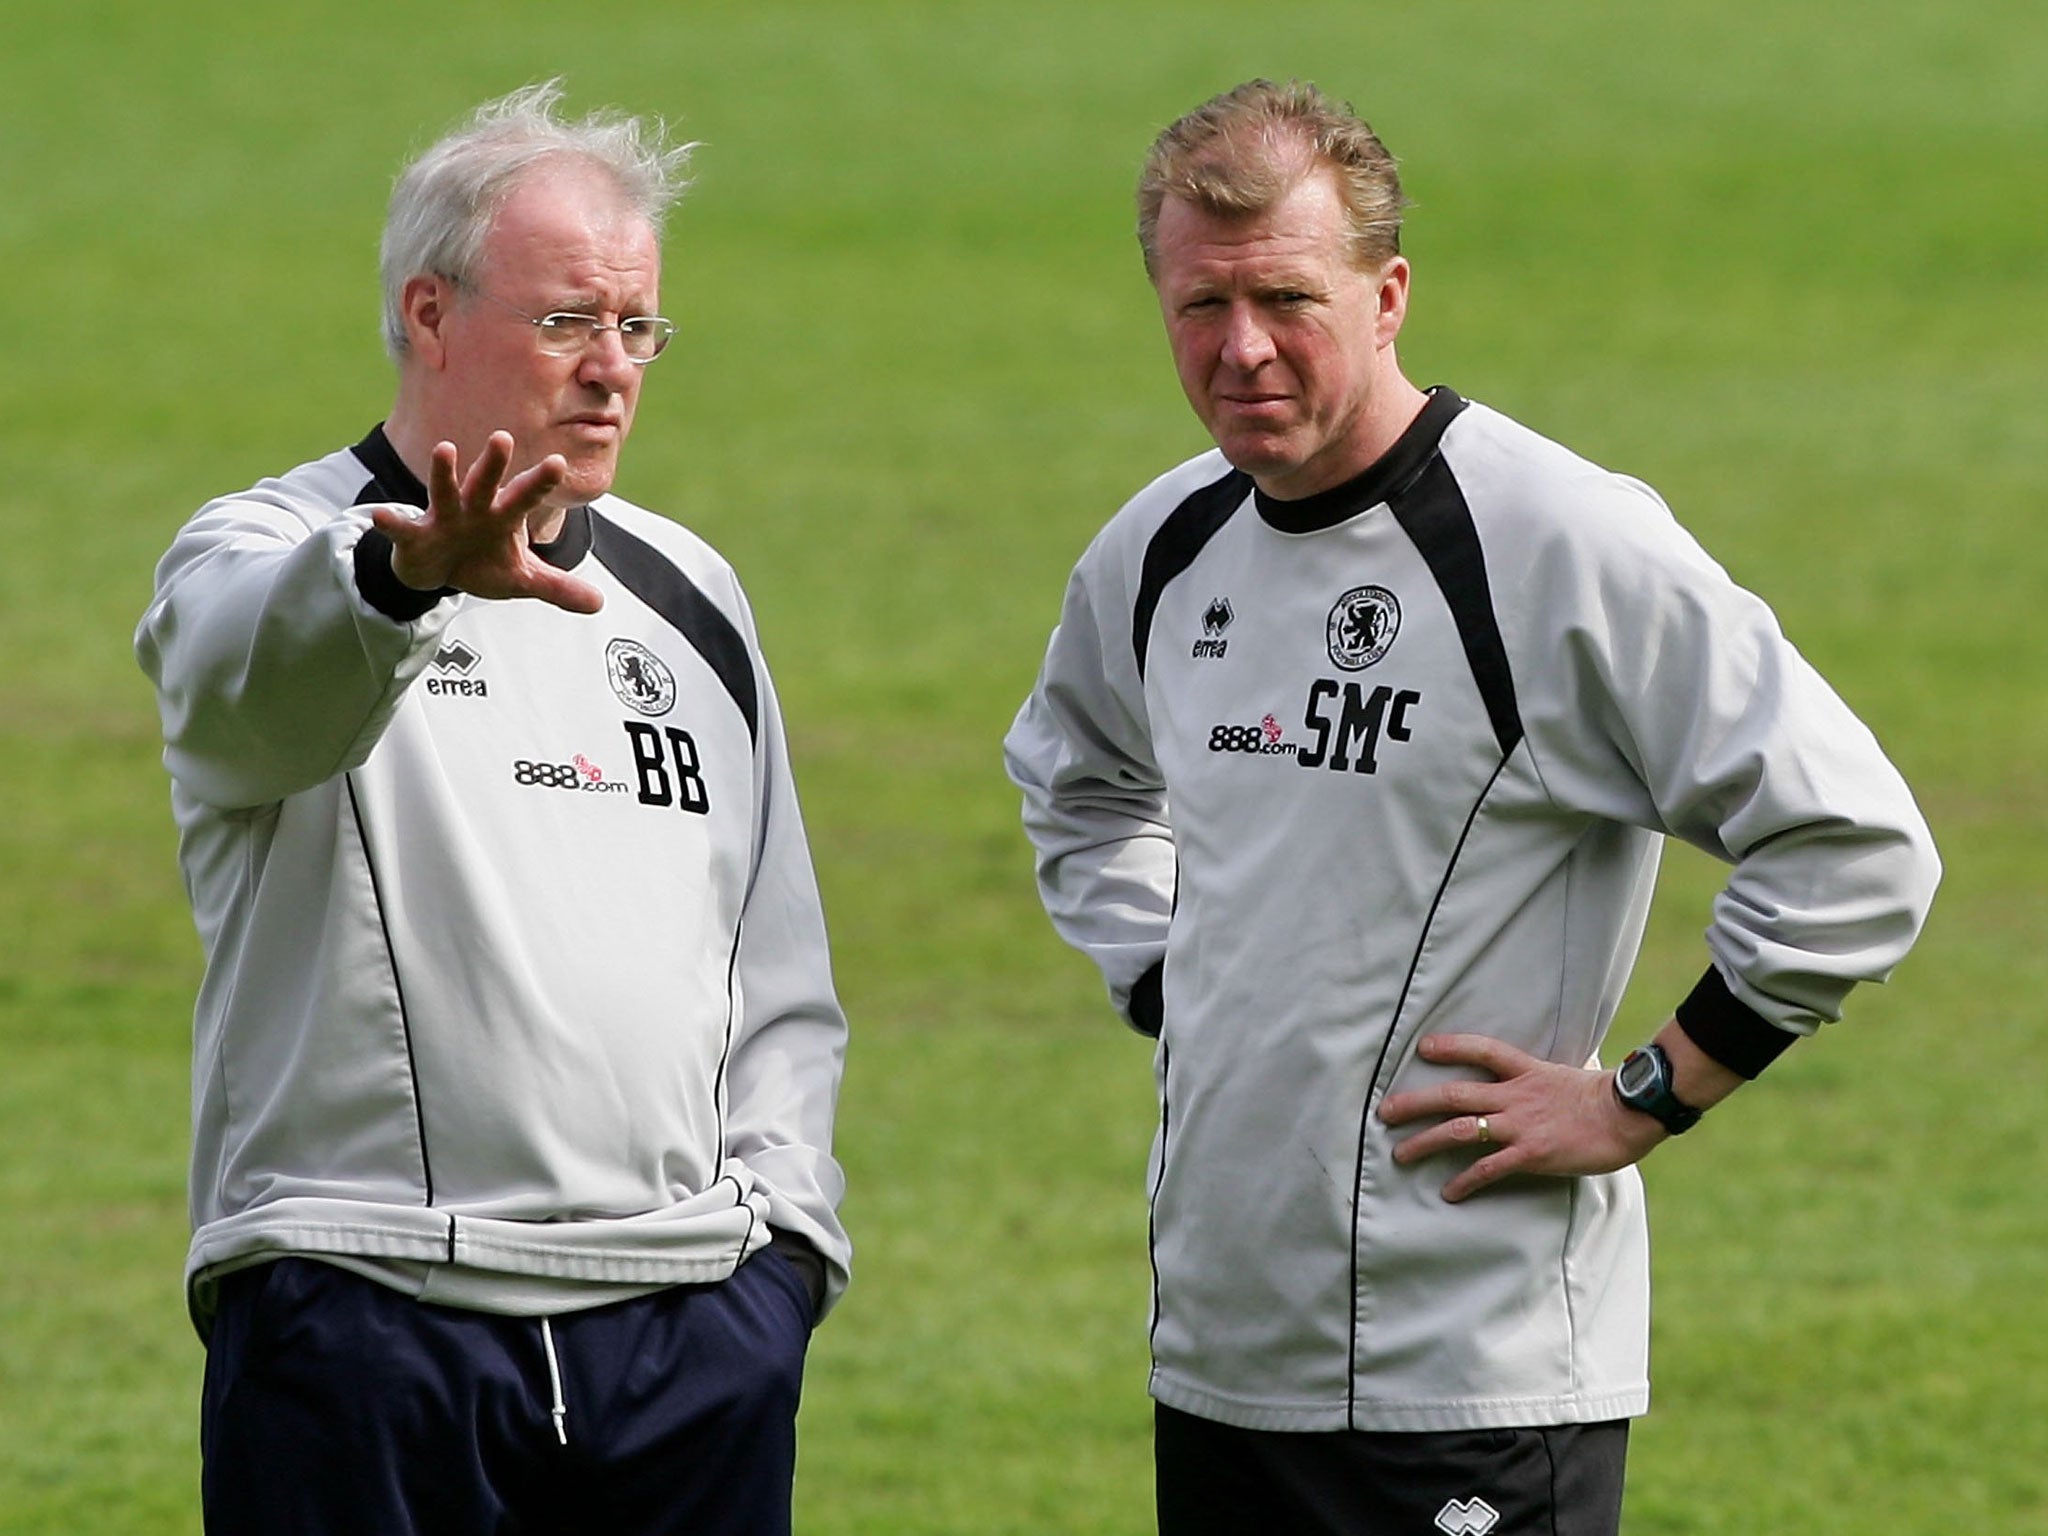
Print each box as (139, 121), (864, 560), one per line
(605, 638), (677, 716)
(1325, 585), (1401, 670)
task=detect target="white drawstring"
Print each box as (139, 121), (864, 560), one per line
(540, 1318), (569, 1446)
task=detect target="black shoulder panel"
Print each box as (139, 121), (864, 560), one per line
(589, 511), (760, 745)
(1132, 468), (1252, 679)
(350, 424), (429, 508)
(346, 428), (451, 622)
(1387, 457), (1523, 759)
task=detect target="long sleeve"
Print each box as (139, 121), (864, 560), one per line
(1004, 528), (1178, 1031)
(722, 637), (853, 1312)
(1508, 469), (1941, 1064)
(135, 487), (457, 811)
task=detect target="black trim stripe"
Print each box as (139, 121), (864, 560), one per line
(351, 424), (428, 506)
(1346, 747), (1517, 1427)
(1132, 468), (1253, 679)
(588, 512), (760, 744)
(1244, 387), (1518, 759)
(711, 915), (747, 1181)
(727, 1172), (760, 1272)
(1386, 456), (1524, 760)
(1146, 1036), (1174, 1366)
(344, 773), (436, 1207)
(1252, 387), (1468, 535)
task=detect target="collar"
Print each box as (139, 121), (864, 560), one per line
(351, 424), (594, 570)
(1252, 386), (1468, 534)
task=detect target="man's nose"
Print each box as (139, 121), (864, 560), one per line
(577, 326), (639, 390)
(1220, 305), (1277, 370)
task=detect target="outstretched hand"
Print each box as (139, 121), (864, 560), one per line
(369, 433), (605, 615)
(1377, 1033), (1668, 1202)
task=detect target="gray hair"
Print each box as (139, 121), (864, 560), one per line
(1137, 79), (1409, 280)
(379, 80), (697, 359)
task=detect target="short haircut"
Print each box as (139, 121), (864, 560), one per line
(1136, 79), (1409, 281)
(379, 80), (697, 359)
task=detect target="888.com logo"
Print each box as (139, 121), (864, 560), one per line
(1207, 714), (1297, 757)
(511, 754), (632, 793)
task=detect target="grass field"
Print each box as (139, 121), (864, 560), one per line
(2, 2), (2043, 1531)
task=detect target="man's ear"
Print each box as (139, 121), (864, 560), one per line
(400, 273), (456, 369)
(1374, 257), (1411, 349)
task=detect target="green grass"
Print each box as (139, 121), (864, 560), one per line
(2, 1), (2043, 1531)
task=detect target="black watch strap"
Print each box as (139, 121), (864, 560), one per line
(1613, 1042), (1704, 1134)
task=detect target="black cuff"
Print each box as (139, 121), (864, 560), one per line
(1127, 961), (1164, 1038)
(767, 1229), (828, 1317)
(354, 529), (455, 622)
(1674, 966), (1799, 1079)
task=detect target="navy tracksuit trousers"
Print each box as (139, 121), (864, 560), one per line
(200, 1251), (815, 1535)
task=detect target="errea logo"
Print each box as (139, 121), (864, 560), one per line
(1193, 596), (1234, 660)
(1434, 1496), (1500, 1536)
(426, 639), (488, 698)
(434, 640), (480, 675)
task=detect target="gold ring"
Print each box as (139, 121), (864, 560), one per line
(1475, 1115), (1493, 1145)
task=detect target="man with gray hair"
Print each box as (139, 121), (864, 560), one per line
(1006, 79), (1937, 1532)
(138, 82), (849, 1535)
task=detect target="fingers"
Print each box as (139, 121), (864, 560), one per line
(1377, 1033), (1544, 1128)
(423, 439), (467, 525)
(381, 437), (593, 612)
(1389, 1110), (1501, 1166)
(370, 499), (452, 594)
(1439, 1155), (1516, 1204)
(1377, 1034), (1555, 1193)
(1389, 1105), (1563, 1203)
(1415, 1032), (1539, 1076)
(527, 566), (607, 616)
(497, 453), (570, 518)
(1390, 1115), (1523, 1203)
(368, 501), (428, 537)
(1378, 1075), (1488, 1127)
(1383, 1054), (1660, 1202)
(432, 435), (564, 524)
(453, 432), (512, 512)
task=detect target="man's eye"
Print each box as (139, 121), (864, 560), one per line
(539, 314), (599, 337)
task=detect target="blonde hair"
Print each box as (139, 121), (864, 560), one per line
(1137, 79), (1408, 279)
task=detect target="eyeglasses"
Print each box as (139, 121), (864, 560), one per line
(467, 287), (676, 364)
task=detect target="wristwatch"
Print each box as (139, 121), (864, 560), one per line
(1612, 1042), (1703, 1134)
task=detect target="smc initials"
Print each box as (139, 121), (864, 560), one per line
(1297, 680), (1422, 774)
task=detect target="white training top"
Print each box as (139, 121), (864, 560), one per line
(1005, 388), (1938, 1431)
(139, 428), (850, 1330)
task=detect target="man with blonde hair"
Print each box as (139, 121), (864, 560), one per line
(140, 82), (849, 1535)
(1007, 79), (1937, 1533)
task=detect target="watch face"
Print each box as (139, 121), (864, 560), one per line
(1617, 1049), (1659, 1098)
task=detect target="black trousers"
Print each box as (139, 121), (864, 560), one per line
(200, 1253), (814, 1536)
(1155, 1402), (1628, 1536)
